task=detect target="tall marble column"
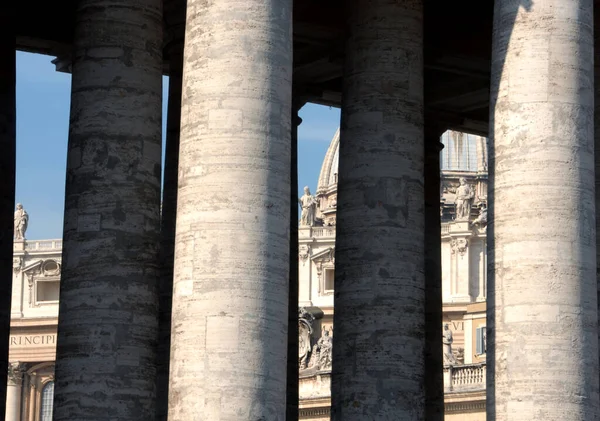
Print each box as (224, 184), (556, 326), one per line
(5, 363), (23, 421)
(167, 0), (293, 419)
(286, 100), (303, 421)
(53, 1), (163, 420)
(331, 0), (425, 419)
(155, 40), (184, 421)
(424, 132), (444, 421)
(0, 25), (15, 421)
(489, 1), (598, 419)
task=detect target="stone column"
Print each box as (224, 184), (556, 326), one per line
(53, 1), (163, 420)
(596, 3), (600, 402)
(5, 363), (23, 421)
(155, 40), (184, 421)
(0, 26), (15, 421)
(286, 100), (303, 421)
(424, 133), (444, 421)
(331, 0), (425, 419)
(489, 1), (598, 420)
(167, 0), (293, 419)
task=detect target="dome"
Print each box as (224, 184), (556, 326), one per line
(316, 128), (340, 193)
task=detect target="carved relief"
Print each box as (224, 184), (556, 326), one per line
(299, 245), (311, 265)
(42, 260), (60, 277)
(13, 257), (22, 273)
(450, 238), (469, 256)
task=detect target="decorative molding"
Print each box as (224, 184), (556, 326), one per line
(7, 362), (26, 386)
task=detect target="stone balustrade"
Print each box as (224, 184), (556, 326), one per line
(443, 362), (486, 393)
(21, 239), (63, 251)
(299, 226), (336, 239)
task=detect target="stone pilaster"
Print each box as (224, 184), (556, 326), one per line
(424, 135), (444, 421)
(6, 363), (24, 421)
(167, 0), (293, 419)
(489, 1), (598, 419)
(331, 0), (425, 419)
(0, 26), (15, 421)
(286, 100), (303, 421)
(53, 1), (163, 420)
(155, 40), (184, 421)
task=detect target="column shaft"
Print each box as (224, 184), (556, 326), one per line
(331, 0), (425, 419)
(286, 102), (302, 421)
(595, 2), (600, 405)
(53, 1), (163, 419)
(489, 1), (598, 419)
(0, 22), (15, 421)
(424, 135), (444, 421)
(168, 0), (293, 419)
(155, 43), (184, 421)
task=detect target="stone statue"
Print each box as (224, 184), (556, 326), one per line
(455, 178), (474, 221)
(299, 186), (317, 227)
(443, 324), (457, 365)
(472, 203), (487, 228)
(316, 328), (333, 370)
(14, 203), (28, 240)
(298, 308), (315, 370)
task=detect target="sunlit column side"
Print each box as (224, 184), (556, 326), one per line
(488, 0), (598, 419)
(331, 0), (425, 419)
(53, 1), (163, 419)
(167, 0), (293, 419)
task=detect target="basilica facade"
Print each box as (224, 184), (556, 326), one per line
(298, 130), (488, 421)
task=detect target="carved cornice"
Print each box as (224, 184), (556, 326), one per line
(299, 406), (330, 418)
(445, 400), (486, 413)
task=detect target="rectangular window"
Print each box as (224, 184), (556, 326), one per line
(37, 281), (60, 303)
(324, 269), (335, 292)
(476, 326), (486, 355)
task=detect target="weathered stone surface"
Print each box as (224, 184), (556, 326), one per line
(0, 25), (15, 421)
(155, 42), (183, 421)
(331, 0), (425, 419)
(595, 3), (600, 408)
(53, 1), (163, 419)
(424, 136), (444, 421)
(167, 0), (293, 419)
(489, 0), (599, 419)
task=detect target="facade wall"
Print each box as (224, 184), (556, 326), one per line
(7, 240), (60, 421)
(298, 130), (488, 420)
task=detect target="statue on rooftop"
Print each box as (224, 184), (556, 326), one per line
(299, 186), (317, 227)
(14, 203), (28, 240)
(455, 178), (474, 221)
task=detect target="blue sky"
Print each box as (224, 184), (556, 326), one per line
(15, 52), (341, 239)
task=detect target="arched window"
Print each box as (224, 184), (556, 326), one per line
(39, 381), (54, 421)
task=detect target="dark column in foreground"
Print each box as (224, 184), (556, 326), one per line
(53, 1), (164, 419)
(331, 0), (425, 419)
(424, 130), (444, 421)
(0, 19), (15, 421)
(286, 100), (303, 421)
(156, 40), (184, 421)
